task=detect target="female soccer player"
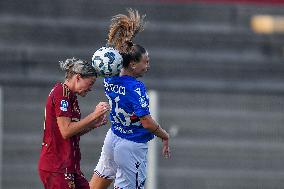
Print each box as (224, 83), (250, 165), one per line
(38, 58), (110, 189)
(89, 10), (170, 189)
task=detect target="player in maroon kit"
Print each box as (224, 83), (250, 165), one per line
(38, 58), (110, 189)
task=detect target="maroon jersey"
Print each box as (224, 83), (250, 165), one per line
(39, 83), (82, 174)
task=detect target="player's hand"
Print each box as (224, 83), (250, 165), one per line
(92, 114), (108, 128)
(162, 139), (170, 159)
(93, 102), (110, 118)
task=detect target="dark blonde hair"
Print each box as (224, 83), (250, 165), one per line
(59, 57), (97, 79)
(107, 9), (147, 68)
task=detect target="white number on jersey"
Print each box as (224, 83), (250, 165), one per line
(106, 94), (131, 127)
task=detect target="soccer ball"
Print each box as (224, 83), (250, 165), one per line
(91, 47), (123, 77)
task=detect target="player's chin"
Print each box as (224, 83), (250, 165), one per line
(139, 70), (148, 77)
(144, 67), (149, 74)
(78, 91), (88, 97)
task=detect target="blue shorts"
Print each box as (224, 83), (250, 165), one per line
(94, 129), (148, 189)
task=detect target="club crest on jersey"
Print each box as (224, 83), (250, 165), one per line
(135, 88), (141, 96)
(60, 100), (69, 111)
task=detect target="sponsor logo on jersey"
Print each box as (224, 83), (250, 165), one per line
(113, 125), (133, 134)
(60, 100), (69, 111)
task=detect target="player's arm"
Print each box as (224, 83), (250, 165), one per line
(131, 84), (170, 158)
(140, 115), (170, 158)
(57, 102), (109, 139)
(77, 114), (108, 137)
(76, 127), (93, 137)
(140, 115), (169, 140)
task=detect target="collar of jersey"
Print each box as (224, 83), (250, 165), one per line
(120, 75), (136, 80)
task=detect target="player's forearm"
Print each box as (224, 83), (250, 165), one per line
(67, 112), (99, 136)
(77, 112), (100, 129)
(151, 124), (169, 141)
(67, 121), (91, 138)
(60, 121), (90, 139)
(58, 113), (98, 139)
(140, 115), (169, 140)
(78, 127), (93, 137)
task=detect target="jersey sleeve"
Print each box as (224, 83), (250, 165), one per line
(53, 86), (73, 118)
(130, 82), (150, 118)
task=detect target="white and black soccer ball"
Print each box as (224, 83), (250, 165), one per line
(91, 47), (123, 77)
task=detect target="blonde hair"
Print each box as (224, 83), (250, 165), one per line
(59, 57), (96, 79)
(107, 8), (145, 53)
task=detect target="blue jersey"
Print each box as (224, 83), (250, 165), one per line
(104, 75), (154, 143)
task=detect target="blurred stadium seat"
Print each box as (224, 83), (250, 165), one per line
(1, 0), (284, 188)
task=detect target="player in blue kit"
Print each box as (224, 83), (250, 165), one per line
(89, 9), (170, 189)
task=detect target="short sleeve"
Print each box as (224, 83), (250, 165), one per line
(53, 87), (73, 118)
(130, 83), (150, 118)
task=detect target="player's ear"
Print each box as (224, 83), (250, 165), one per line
(75, 74), (82, 81)
(130, 62), (136, 70)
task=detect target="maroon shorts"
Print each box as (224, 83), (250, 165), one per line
(39, 169), (90, 189)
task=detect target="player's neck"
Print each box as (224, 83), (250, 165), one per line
(120, 68), (137, 78)
(63, 80), (76, 93)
